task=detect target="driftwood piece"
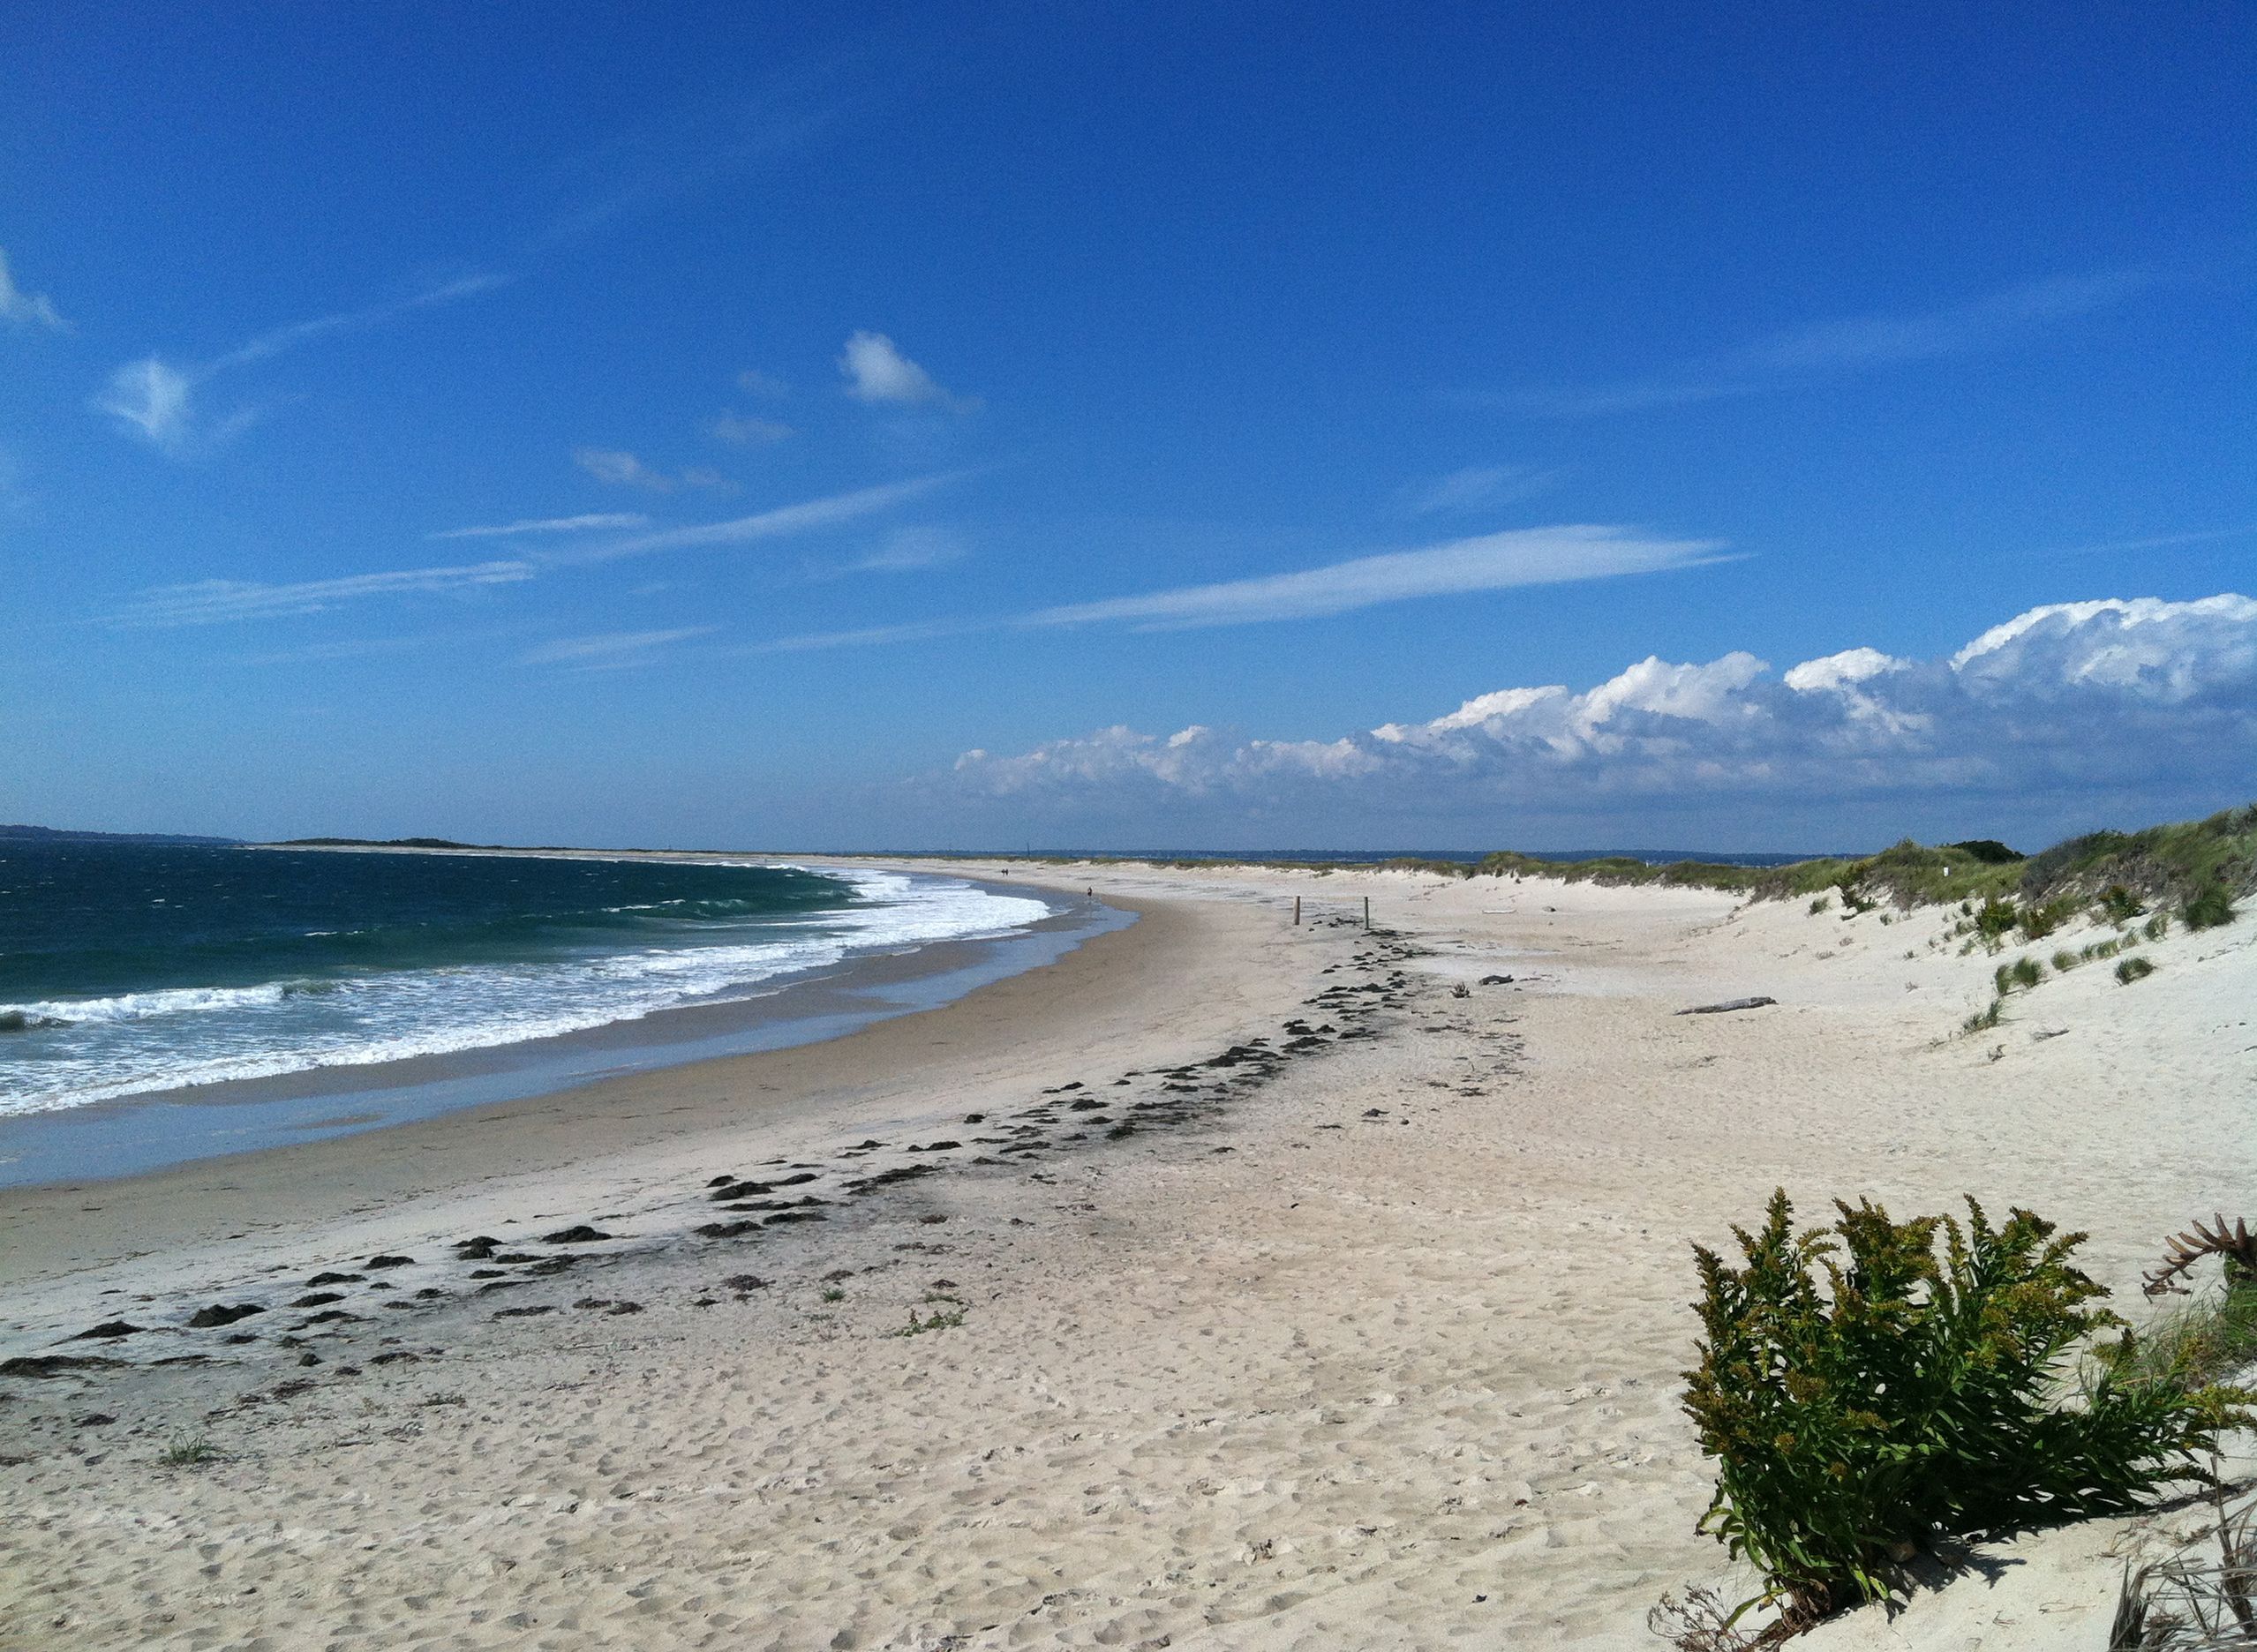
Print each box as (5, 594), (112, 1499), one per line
(1674, 995), (1778, 1017)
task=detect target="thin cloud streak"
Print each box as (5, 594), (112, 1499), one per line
(520, 626), (720, 667)
(1487, 267), (2160, 418)
(566, 474), (959, 563)
(113, 561), (534, 627)
(1024, 527), (1727, 630)
(2043, 524), (2257, 559)
(748, 617), (981, 654)
(430, 513), (651, 540)
(756, 525), (1727, 650)
(208, 274), (508, 372)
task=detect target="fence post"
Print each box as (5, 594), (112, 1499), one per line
(1293, 896), (1301, 926)
(1363, 896), (1371, 930)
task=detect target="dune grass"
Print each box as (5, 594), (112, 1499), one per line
(2106, 1284), (2257, 1393)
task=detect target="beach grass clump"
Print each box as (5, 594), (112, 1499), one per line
(2104, 1284), (2257, 1394)
(1994, 956), (2043, 994)
(2014, 897), (2080, 943)
(2180, 880), (2238, 932)
(2117, 957), (2157, 985)
(2143, 912), (2170, 942)
(890, 1303), (966, 1336)
(1681, 1190), (2246, 1626)
(159, 1435), (217, 1467)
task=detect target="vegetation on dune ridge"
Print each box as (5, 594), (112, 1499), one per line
(1006, 801), (2254, 924)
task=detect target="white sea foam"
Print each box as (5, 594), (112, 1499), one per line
(0, 869), (1050, 1116)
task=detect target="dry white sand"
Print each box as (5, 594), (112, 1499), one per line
(2, 860), (2251, 1651)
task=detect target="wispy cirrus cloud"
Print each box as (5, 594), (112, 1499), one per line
(1025, 526), (1725, 630)
(429, 512), (651, 541)
(207, 274), (508, 374)
(841, 524), (966, 573)
(758, 524), (1726, 650)
(520, 626), (719, 668)
(2043, 524), (2257, 559)
(95, 358), (203, 453)
(113, 560), (534, 627)
(99, 272), (505, 454)
(0, 246), (68, 332)
(130, 477), (947, 637)
(1487, 268), (2160, 418)
(749, 617), (978, 654)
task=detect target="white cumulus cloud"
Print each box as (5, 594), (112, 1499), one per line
(942, 594), (2257, 830)
(837, 331), (971, 409)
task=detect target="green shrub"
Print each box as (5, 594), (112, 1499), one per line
(1946, 838), (2024, 865)
(2117, 956), (2156, 985)
(2050, 950), (2079, 972)
(1682, 1190), (2244, 1624)
(2143, 912), (2170, 942)
(2096, 883), (2144, 925)
(1973, 897), (2020, 945)
(1809, 895), (1832, 915)
(2181, 881), (2237, 931)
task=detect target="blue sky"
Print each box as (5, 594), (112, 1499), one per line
(3, 3), (2253, 850)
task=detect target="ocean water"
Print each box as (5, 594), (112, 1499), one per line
(0, 843), (1051, 1117)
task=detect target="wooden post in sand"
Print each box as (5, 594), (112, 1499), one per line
(1363, 896), (1371, 930)
(1293, 896), (1301, 926)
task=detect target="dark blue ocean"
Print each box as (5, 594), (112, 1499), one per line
(0, 843), (1050, 1117)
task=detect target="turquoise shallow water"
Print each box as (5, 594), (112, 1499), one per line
(0, 843), (1052, 1118)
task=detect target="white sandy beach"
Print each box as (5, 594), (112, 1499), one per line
(2, 860), (2252, 1651)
